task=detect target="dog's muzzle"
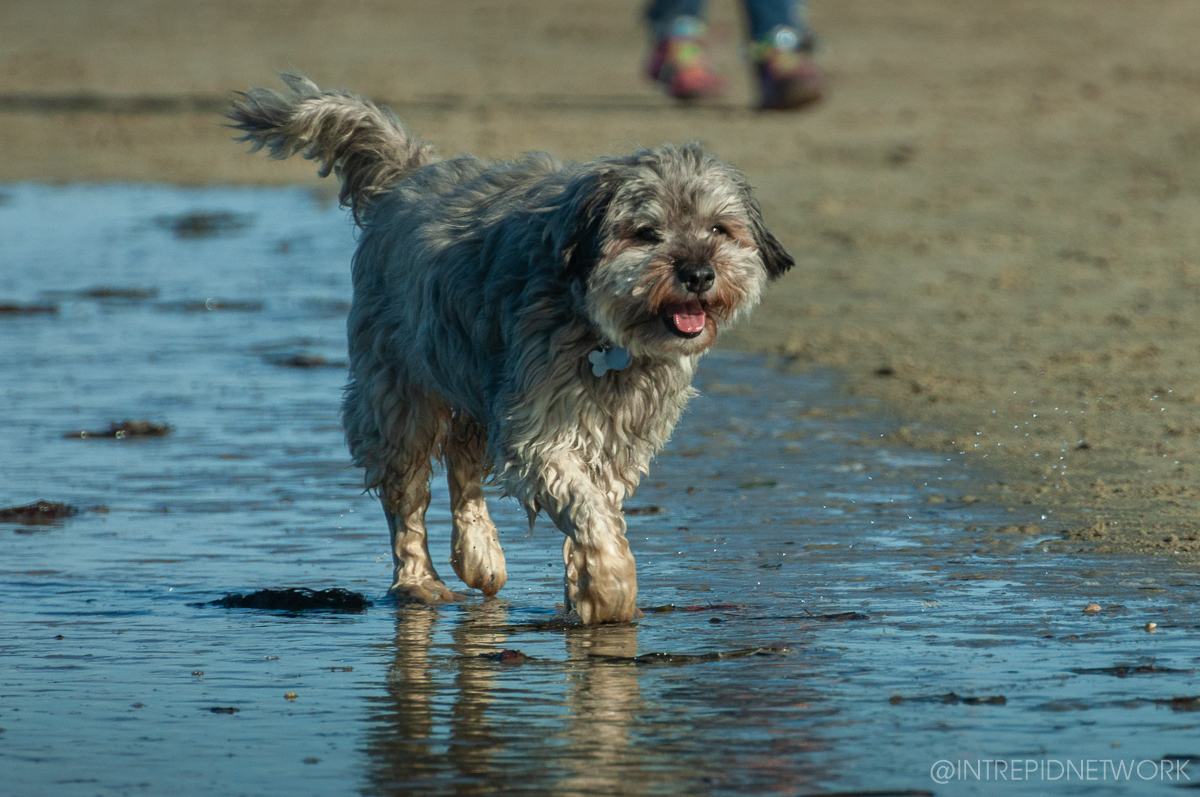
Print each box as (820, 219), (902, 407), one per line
(660, 262), (714, 338)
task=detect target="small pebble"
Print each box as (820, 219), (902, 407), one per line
(1145, 622), (1157, 633)
(191, 670), (204, 676)
(1083, 603), (1102, 614)
(284, 692), (297, 701)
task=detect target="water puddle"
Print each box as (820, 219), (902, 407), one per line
(2, 185), (1198, 795)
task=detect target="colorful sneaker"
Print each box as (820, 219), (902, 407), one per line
(646, 17), (725, 101)
(754, 27), (824, 110)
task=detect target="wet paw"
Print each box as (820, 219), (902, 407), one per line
(573, 591), (639, 625)
(563, 542), (638, 625)
(467, 570), (505, 598)
(388, 581), (469, 604)
(450, 529), (508, 597)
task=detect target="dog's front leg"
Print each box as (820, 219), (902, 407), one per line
(382, 460), (466, 604)
(538, 466), (639, 624)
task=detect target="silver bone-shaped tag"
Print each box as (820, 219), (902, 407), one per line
(588, 346), (632, 377)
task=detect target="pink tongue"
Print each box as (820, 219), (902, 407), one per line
(671, 301), (706, 334)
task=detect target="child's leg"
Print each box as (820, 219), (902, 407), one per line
(744, 0), (824, 110)
(645, 0), (709, 40)
(643, 0), (725, 100)
(742, 0), (811, 44)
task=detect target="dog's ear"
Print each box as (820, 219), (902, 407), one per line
(747, 200), (795, 280)
(558, 169), (621, 281)
(755, 224), (795, 280)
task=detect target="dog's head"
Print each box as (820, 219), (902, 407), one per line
(557, 143), (793, 359)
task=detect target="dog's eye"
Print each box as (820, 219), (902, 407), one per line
(710, 224), (730, 238)
(634, 227), (662, 244)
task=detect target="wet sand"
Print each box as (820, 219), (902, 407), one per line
(3, 184), (1199, 795)
(3, 0), (1199, 561)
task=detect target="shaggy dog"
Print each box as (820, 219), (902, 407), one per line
(229, 73), (793, 624)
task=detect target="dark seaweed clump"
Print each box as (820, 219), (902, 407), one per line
(64, 420), (172, 439)
(478, 649), (531, 664)
(590, 644), (792, 667)
(0, 302), (58, 315)
(890, 692), (1007, 706)
(0, 501), (77, 526)
(77, 286), (159, 300)
(1071, 663), (1196, 678)
(157, 299), (263, 313)
(206, 588), (371, 613)
(156, 211), (253, 239)
(267, 354), (347, 369)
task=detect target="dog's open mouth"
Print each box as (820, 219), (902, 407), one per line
(660, 300), (707, 339)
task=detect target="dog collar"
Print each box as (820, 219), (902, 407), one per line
(588, 345), (631, 376)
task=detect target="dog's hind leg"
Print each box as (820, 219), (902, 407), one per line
(375, 394), (466, 604)
(444, 414), (507, 597)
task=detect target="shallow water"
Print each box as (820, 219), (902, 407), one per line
(2, 184), (1199, 796)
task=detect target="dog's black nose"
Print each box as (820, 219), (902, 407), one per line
(677, 263), (715, 294)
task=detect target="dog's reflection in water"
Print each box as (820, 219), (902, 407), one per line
(363, 604), (646, 796)
(558, 625), (645, 796)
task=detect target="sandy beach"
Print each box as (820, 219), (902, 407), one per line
(4, 0), (1199, 562)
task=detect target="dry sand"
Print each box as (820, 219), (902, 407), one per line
(4, 0), (1199, 562)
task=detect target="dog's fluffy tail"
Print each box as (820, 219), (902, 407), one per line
(228, 72), (437, 225)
